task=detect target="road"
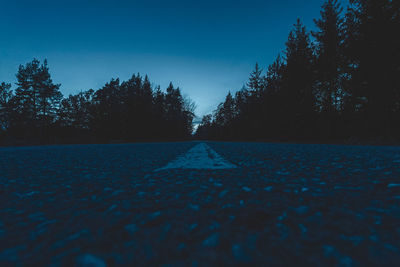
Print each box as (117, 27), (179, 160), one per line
(1, 141), (400, 266)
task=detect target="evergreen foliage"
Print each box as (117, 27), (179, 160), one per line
(1, 0), (399, 144)
(0, 59), (195, 145)
(196, 0), (400, 143)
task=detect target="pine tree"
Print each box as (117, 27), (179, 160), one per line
(344, 0), (400, 137)
(121, 74), (143, 139)
(282, 19), (316, 137)
(234, 88), (248, 118)
(195, 114), (213, 139)
(141, 75), (155, 137)
(312, 0), (346, 139)
(36, 60), (62, 127)
(265, 55), (284, 95)
(13, 59), (62, 137)
(13, 59), (40, 128)
(215, 92), (235, 127)
(247, 63), (264, 96)
(0, 82), (12, 132)
(165, 83), (184, 138)
(163, 83), (195, 138)
(58, 90), (94, 130)
(313, 0), (345, 114)
(153, 85), (166, 137)
(264, 55), (285, 138)
(92, 78), (121, 140)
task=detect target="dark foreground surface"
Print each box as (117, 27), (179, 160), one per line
(1, 142), (400, 266)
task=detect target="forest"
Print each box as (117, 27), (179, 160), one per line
(1, 0), (400, 145)
(196, 0), (400, 143)
(0, 59), (195, 145)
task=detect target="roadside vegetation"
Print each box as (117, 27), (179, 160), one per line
(1, 0), (399, 145)
(196, 0), (400, 143)
(0, 60), (195, 145)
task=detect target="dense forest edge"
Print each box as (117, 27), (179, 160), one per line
(1, 0), (400, 146)
(195, 0), (400, 145)
(0, 61), (196, 145)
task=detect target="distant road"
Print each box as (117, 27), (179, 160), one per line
(1, 142), (400, 266)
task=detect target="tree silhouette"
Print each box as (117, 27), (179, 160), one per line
(2, 0), (400, 145)
(0, 59), (196, 145)
(36, 60), (62, 130)
(282, 19), (316, 138)
(57, 89), (95, 141)
(247, 63), (265, 97)
(10, 59), (62, 141)
(313, 0), (344, 113)
(312, 0), (345, 138)
(0, 82), (12, 134)
(344, 0), (400, 138)
(263, 55), (285, 138)
(195, 114), (213, 139)
(197, 0), (400, 143)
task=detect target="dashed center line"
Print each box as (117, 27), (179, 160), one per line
(155, 143), (237, 170)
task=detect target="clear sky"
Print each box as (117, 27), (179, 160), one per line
(0, 0), (348, 119)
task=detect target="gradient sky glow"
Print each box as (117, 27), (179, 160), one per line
(0, 0), (348, 118)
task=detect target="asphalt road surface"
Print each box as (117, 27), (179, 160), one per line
(1, 141), (400, 266)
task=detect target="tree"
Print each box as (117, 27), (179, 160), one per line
(200, 114), (213, 128)
(165, 83), (184, 138)
(344, 0), (400, 138)
(0, 82), (12, 132)
(263, 55), (285, 138)
(195, 114), (213, 139)
(58, 89), (94, 129)
(13, 59), (40, 129)
(215, 92), (235, 127)
(195, 1), (400, 143)
(12, 59), (62, 138)
(265, 55), (285, 95)
(182, 95), (197, 135)
(152, 85), (166, 137)
(92, 78), (122, 140)
(312, 0), (346, 138)
(36, 60), (63, 128)
(313, 0), (345, 114)
(139, 75), (155, 137)
(282, 19), (316, 138)
(247, 63), (265, 96)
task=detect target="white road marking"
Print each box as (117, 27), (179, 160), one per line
(155, 143), (237, 170)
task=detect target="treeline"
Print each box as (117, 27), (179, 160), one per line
(196, 0), (400, 143)
(0, 59), (195, 145)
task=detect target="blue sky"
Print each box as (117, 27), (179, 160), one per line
(0, 0), (348, 118)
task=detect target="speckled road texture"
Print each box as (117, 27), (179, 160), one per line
(1, 141), (400, 266)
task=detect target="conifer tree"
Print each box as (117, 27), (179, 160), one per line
(58, 90), (94, 130)
(282, 19), (316, 137)
(247, 63), (264, 96)
(215, 92), (235, 127)
(36, 60), (62, 127)
(313, 0), (345, 114)
(263, 55), (285, 137)
(13, 59), (62, 135)
(92, 78), (121, 139)
(345, 0), (400, 137)
(0, 82), (12, 132)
